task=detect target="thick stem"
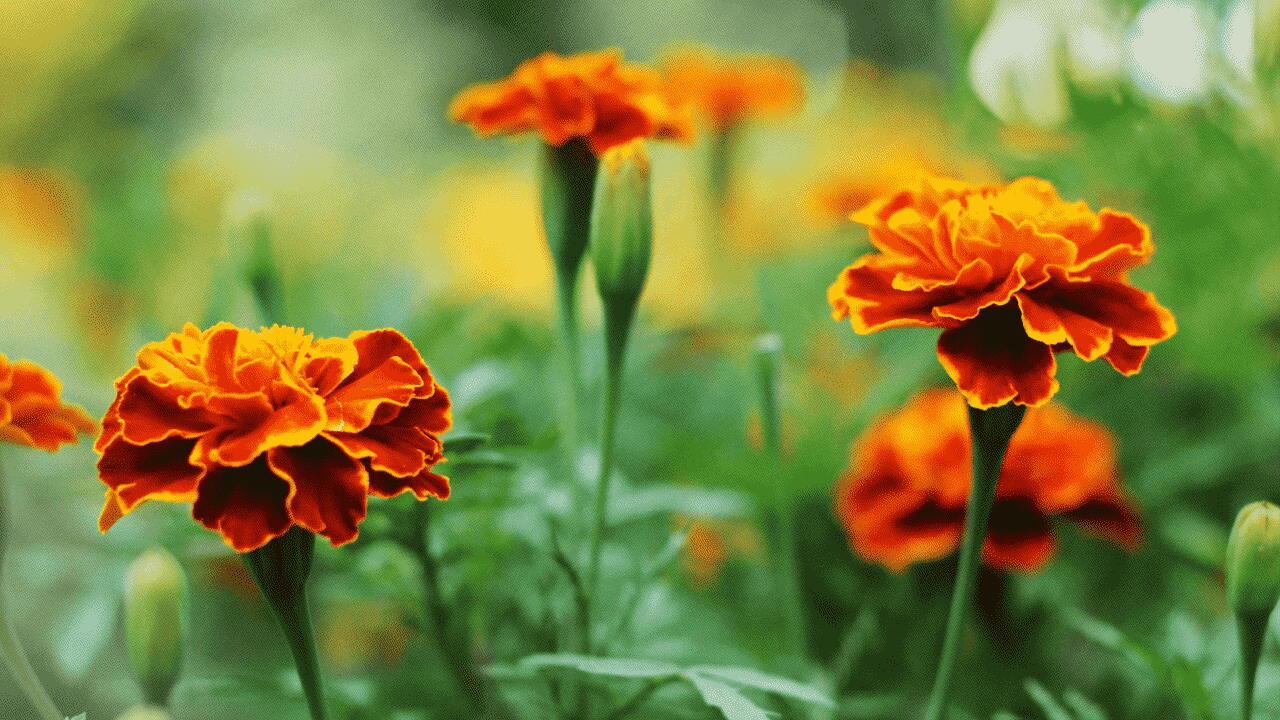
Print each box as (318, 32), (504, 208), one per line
(1237, 611), (1269, 720)
(923, 401), (1026, 720)
(0, 462), (64, 720)
(541, 140), (599, 470)
(243, 527), (328, 720)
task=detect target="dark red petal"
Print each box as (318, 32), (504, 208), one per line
(98, 435), (202, 508)
(268, 439), (369, 547)
(936, 304), (1059, 408)
(192, 459), (293, 552)
(1066, 495), (1143, 550)
(367, 465), (450, 500)
(982, 497), (1056, 572)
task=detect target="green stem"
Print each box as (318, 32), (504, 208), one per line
(753, 336), (804, 658)
(555, 268), (583, 464)
(1237, 611), (1269, 720)
(0, 461), (64, 720)
(923, 401), (1026, 720)
(243, 527), (328, 720)
(412, 501), (492, 715)
(585, 305), (633, 612)
(603, 676), (681, 720)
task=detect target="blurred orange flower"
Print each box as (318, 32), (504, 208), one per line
(449, 49), (693, 155)
(96, 323), (451, 552)
(0, 168), (82, 256)
(0, 355), (95, 451)
(828, 175), (1176, 408)
(660, 47), (803, 130)
(835, 388), (1141, 573)
(679, 515), (762, 588)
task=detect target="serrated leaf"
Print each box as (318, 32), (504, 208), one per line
(1023, 679), (1073, 720)
(518, 653), (680, 678)
(688, 674), (771, 720)
(688, 665), (833, 707)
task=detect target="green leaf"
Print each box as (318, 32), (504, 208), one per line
(517, 653), (680, 678)
(1023, 679), (1073, 720)
(688, 674), (770, 720)
(53, 589), (119, 680)
(443, 432), (490, 454)
(1062, 689), (1109, 720)
(687, 665), (833, 707)
(448, 449), (517, 470)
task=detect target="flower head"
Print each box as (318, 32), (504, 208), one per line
(96, 323), (452, 552)
(828, 175), (1176, 408)
(448, 49), (693, 155)
(834, 388), (1140, 573)
(0, 355), (95, 451)
(660, 47), (804, 130)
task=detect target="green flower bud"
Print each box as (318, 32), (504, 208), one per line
(1226, 501), (1280, 617)
(540, 137), (599, 281)
(589, 139), (652, 308)
(123, 548), (187, 705)
(115, 705), (174, 720)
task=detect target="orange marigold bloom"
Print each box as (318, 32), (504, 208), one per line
(835, 389), (1141, 573)
(95, 323), (452, 552)
(448, 49), (693, 155)
(661, 47), (804, 130)
(828, 175), (1176, 408)
(0, 355), (95, 451)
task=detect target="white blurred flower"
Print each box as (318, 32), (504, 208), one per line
(1126, 0), (1214, 105)
(1222, 0), (1256, 83)
(968, 0), (1125, 127)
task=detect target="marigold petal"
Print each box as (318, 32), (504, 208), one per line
(367, 466), (451, 500)
(1104, 338), (1149, 375)
(194, 385), (326, 467)
(982, 498), (1056, 572)
(268, 439), (369, 547)
(192, 459), (293, 552)
(936, 306), (1059, 408)
(1067, 494), (1143, 550)
(1015, 293), (1114, 361)
(98, 435), (202, 510)
(1070, 210), (1152, 277)
(116, 375), (218, 444)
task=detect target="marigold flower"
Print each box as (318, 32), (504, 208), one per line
(834, 388), (1141, 573)
(828, 175), (1176, 408)
(660, 47), (804, 130)
(0, 355), (95, 451)
(96, 323), (452, 552)
(448, 49), (693, 155)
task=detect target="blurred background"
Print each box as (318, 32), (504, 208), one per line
(2, 0), (1280, 718)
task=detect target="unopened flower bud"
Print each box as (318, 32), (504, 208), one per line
(589, 139), (652, 308)
(123, 548), (187, 704)
(1227, 502), (1280, 617)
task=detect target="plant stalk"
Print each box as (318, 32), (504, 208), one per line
(243, 527), (328, 720)
(1237, 610), (1269, 720)
(923, 401), (1026, 720)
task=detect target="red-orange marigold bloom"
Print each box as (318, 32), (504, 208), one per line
(448, 49), (694, 155)
(95, 323), (452, 552)
(0, 355), (95, 451)
(835, 388), (1141, 573)
(827, 175), (1176, 408)
(660, 47), (804, 130)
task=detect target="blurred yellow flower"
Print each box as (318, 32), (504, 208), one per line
(419, 159), (716, 325)
(317, 598), (412, 672)
(0, 167), (83, 267)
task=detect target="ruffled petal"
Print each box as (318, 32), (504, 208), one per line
(98, 435), (202, 510)
(367, 466), (450, 500)
(192, 459), (293, 552)
(982, 497), (1056, 572)
(193, 386), (326, 467)
(268, 438), (369, 546)
(936, 305), (1058, 408)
